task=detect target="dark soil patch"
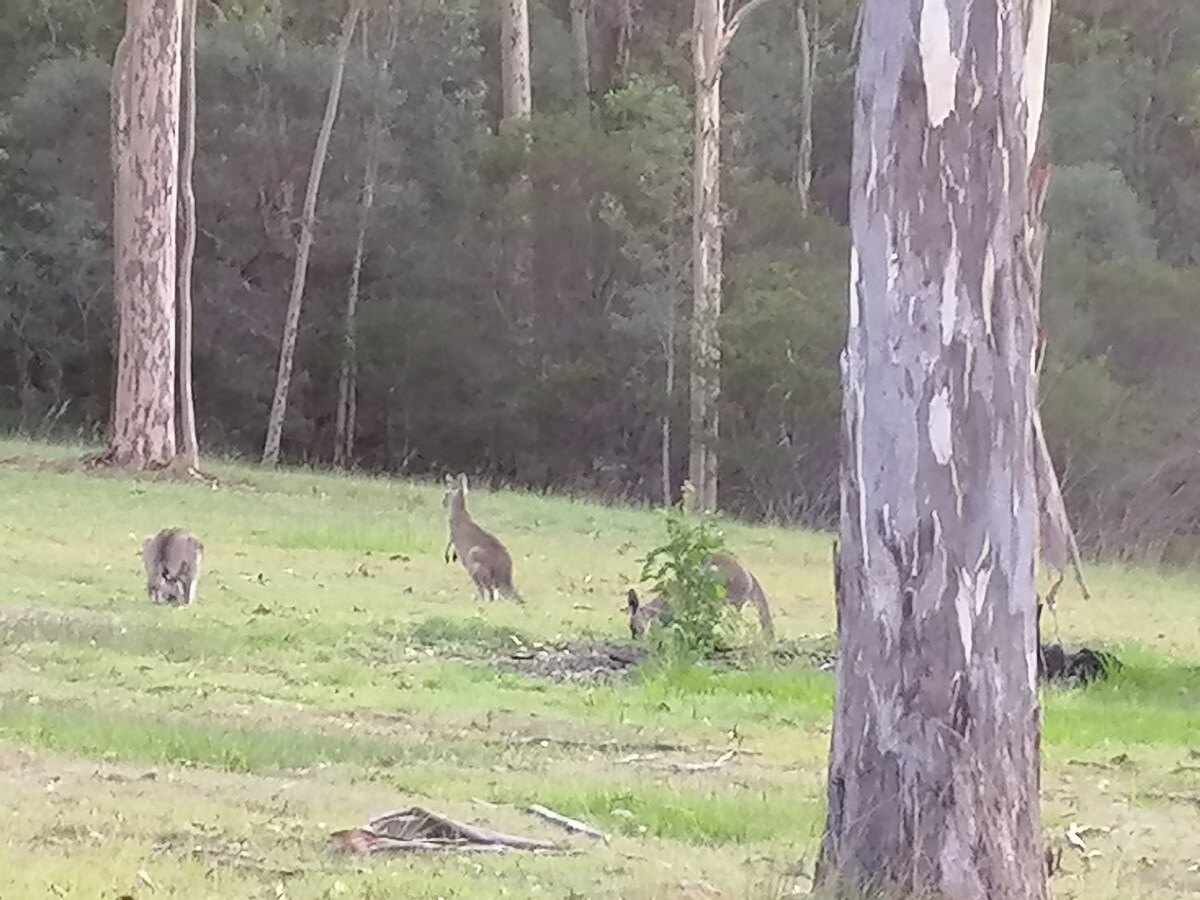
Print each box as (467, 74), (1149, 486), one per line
(500, 639), (649, 682)
(498, 634), (838, 682)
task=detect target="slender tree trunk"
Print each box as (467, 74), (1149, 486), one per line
(661, 306), (676, 508)
(569, 0), (591, 114)
(500, 0), (533, 319)
(816, 1), (1053, 898)
(262, 0), (364, 466)
(1026, 164), (1090, 604)
(613, 0), (632, 86)
(690, 0), (723, 514)
(688, 0), (774, 513)
(177, 0), (200, 469)
(334, 118), (381, 469)
(793, 0), (815, 212)
(106, 0), (183, 469)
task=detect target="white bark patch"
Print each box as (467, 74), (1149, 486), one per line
(973, 555), (992, 617)
(1024, 0), (1052, 165)
(919, 0), (958, 128)
(848, 247), (861, 328)
(954, 568), (973, 658)
(980, 243), (996, 339)
(928, 387), (954, 465)
(939, 227), (960, 344)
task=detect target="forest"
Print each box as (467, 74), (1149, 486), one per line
(2, 0), (1198, 556)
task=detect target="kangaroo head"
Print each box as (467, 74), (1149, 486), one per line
(627, 588), (653, 640)
(443, 473), (469, 511)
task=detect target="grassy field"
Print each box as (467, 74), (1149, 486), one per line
(0, 439), (1198, 899)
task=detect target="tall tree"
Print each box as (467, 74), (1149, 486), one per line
(689, 0), (773, 513)
(569, 0), (591, 113)
(262, 0), (365, 466)
(106, 0), (183, 469)
(334, 3), (397, 469)
(500, 0), (533, 313)
(177, 0), (200, 469)
(793, 0), (816, 212)
(816, 0), (1054, 897)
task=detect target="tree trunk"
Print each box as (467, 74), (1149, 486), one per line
(569, 0), (591, 114)
(816, 1), (1053, 898)
(613, 0), (632, 88)
(262, 0), (364, 466)
(107, 0), (183, 469)
(793, 0), (814, 212)
(334, 115), (382, 470)
(689, 0), (723, 514)
(1026, 164), (1090, 605)
(661, 305), (676, 508)
(177, 0), (200, 470)
(688, 0), (775, 513)
(500, 0), (533, 318)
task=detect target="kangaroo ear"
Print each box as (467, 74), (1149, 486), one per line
(458, 474), (469, 491)
(444, 473), (456, 488)
(626, 589), (639, 613)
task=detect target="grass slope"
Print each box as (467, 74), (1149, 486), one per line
(0, 439), (1198, 899)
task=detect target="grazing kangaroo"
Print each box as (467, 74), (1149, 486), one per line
(142, 527), (204, 607)
(626, 552), (774, 640)
(442, 474), (522, 603)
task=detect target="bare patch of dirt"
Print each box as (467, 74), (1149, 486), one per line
(500, 640), (649, 682)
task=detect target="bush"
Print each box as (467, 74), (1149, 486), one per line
(637, 505), (732, 662)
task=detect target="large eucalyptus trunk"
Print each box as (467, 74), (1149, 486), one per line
(177, 0), (200, 469)
(106, 0), (183, 469)
(262, 0), (364, 466)
(816, 1), (1054, 897)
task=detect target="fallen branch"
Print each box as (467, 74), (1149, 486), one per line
(328, 806), (562, 855)
(669, 749), (736, 772)
(524, 804), (609, 842)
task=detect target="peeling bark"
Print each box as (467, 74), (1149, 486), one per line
(107, 0), (183, 469)
(816, 1), (1054, 898)
(262, 0), (364, 466)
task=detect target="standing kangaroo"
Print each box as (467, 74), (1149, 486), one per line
(626, 552), (774, 640)
(142, 527), (204, 607)
(442, 474), (522, 603)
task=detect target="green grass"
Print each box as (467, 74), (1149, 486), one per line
(0, 438), (1199, 898)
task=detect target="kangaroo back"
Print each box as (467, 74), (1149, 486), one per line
(626, 552), (773, 641)
(443, 474), (520, 602)
(143, 528), (204, 606)
(708, 553), (774, 639)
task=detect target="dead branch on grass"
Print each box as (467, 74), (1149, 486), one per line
(328, 806), (563, 855)
(524, 804), (609, 842)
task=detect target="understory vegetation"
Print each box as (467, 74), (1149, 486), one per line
(1, 1), (1199, 556)
(0, 439), (1198, 898)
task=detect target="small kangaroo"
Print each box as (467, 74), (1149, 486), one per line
(142, 527), (204, 607)
(442, 473), (522, 603)
(626, 552), (774, 640)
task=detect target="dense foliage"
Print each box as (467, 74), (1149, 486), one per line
(0, 0), (1197, 558)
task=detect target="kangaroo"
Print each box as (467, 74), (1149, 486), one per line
(142, 527), (204, 607)
(626, 552), (774, 640)
(442, 474), (522, 603)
